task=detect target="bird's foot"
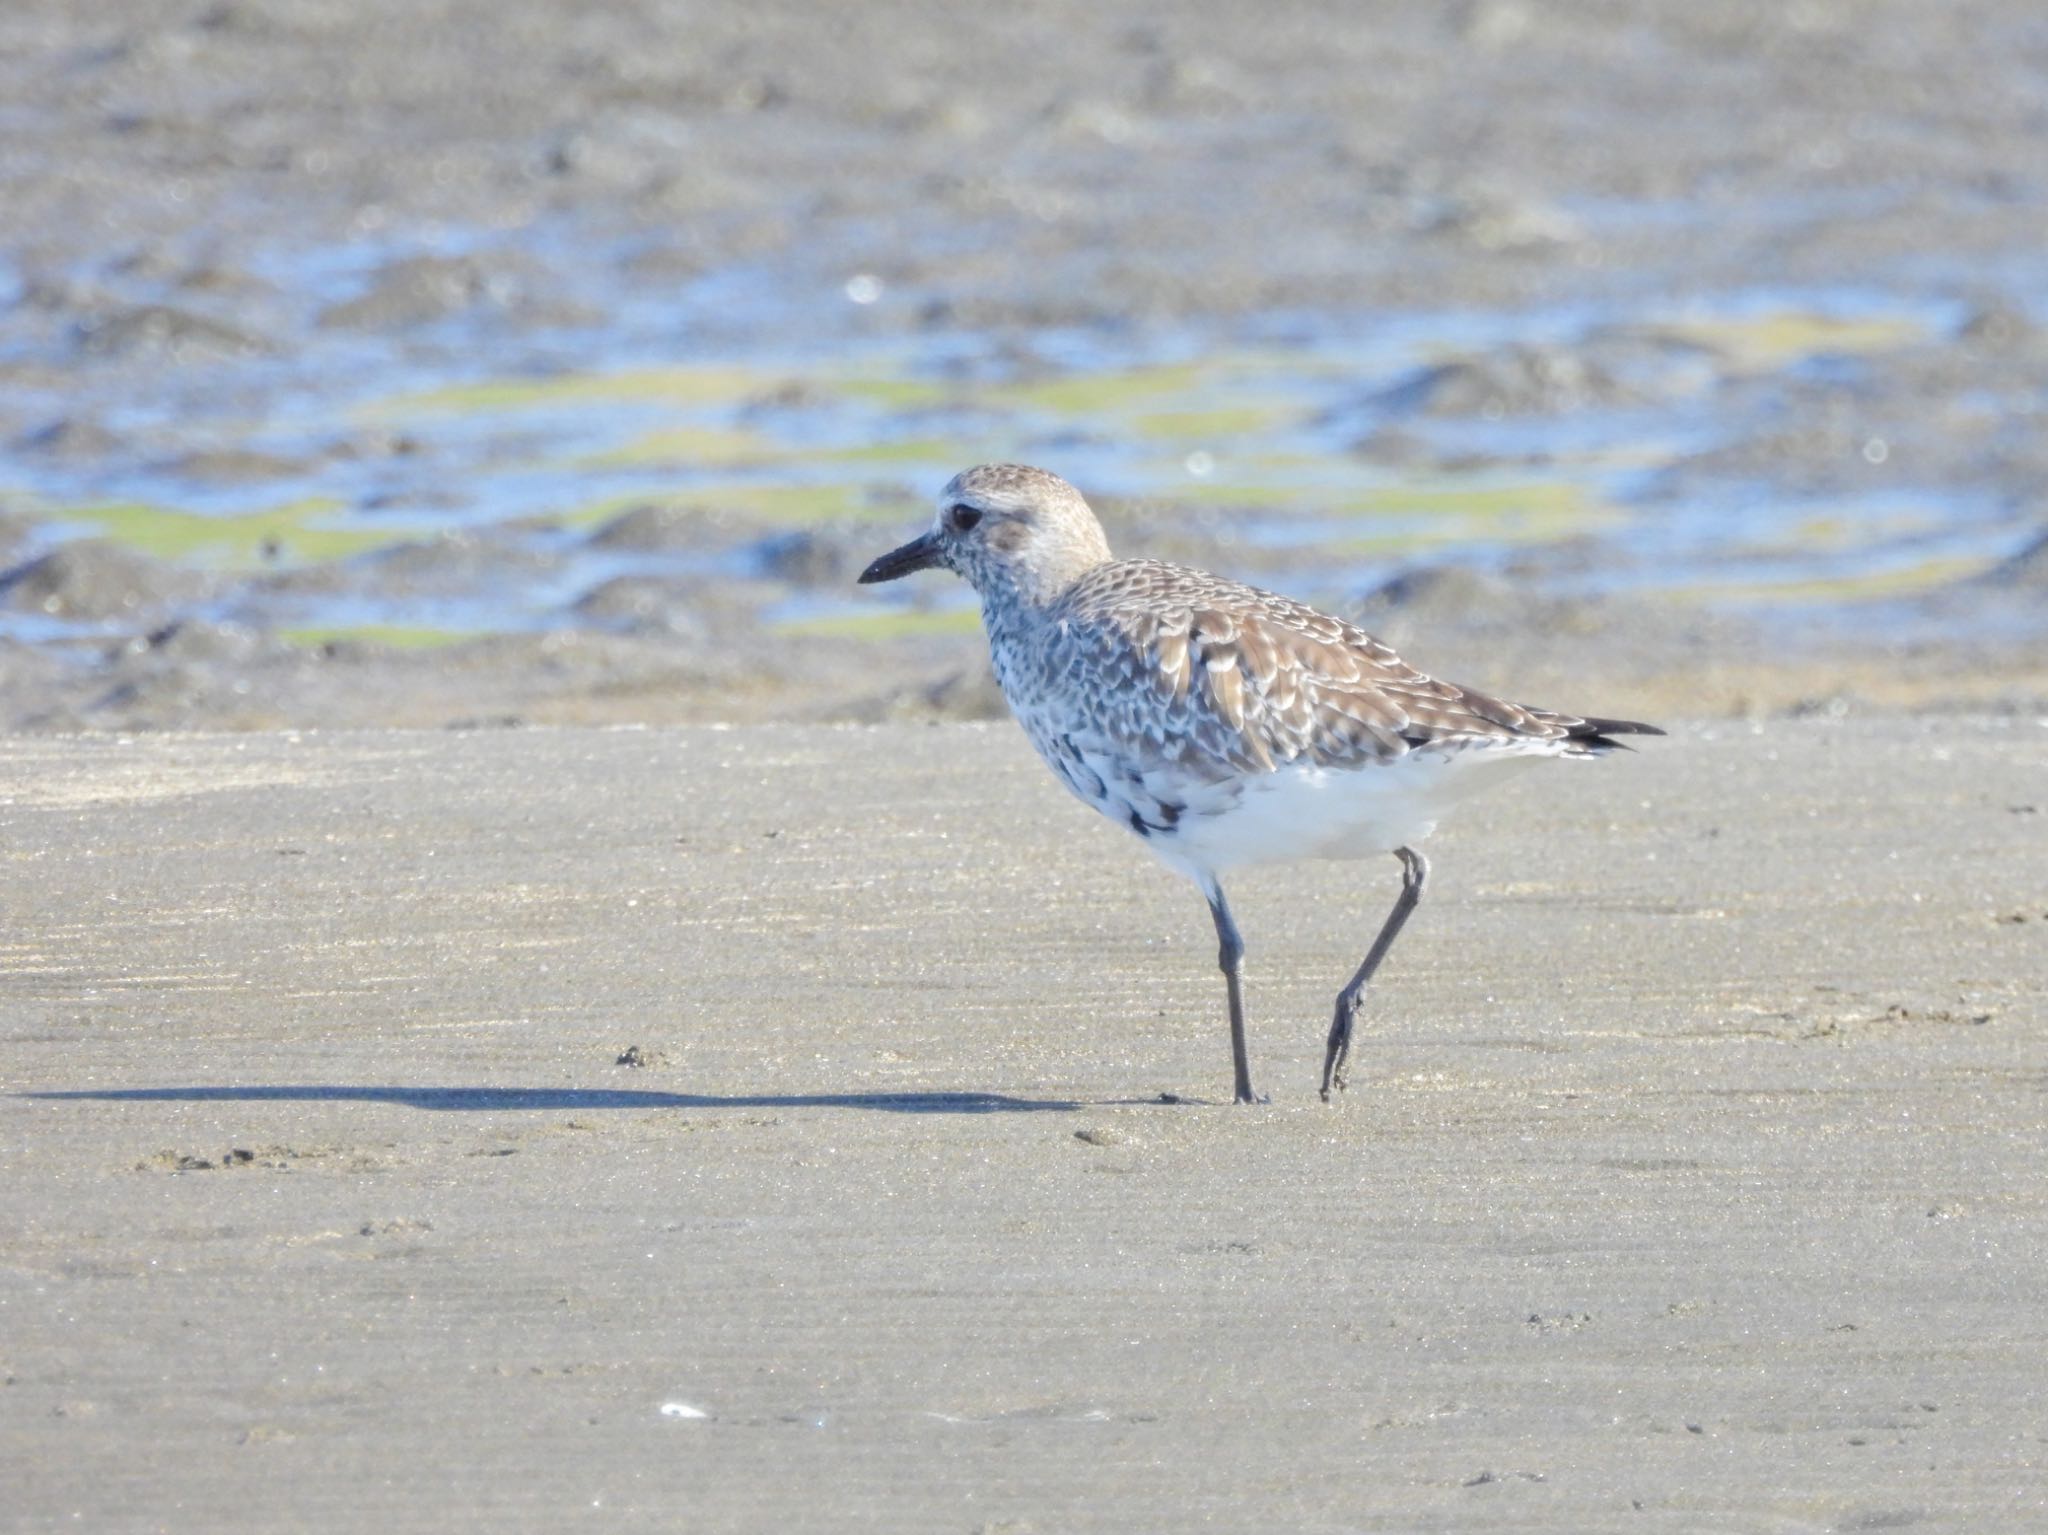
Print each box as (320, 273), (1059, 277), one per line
(1321, 1008), (1356, 1103)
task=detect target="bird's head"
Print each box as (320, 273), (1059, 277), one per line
(858, 464), (1113, 607)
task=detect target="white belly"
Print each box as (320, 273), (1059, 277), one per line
(1140, 749), (1552, 877)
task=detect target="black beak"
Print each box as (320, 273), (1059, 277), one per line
(857, 531), (944, 584)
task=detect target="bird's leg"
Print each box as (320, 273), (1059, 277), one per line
(1202, 878), (1257, 1105)
(1321, 846), (1429, 1102)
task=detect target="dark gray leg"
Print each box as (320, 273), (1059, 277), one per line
(1202, 878), (1257, 1105)
(1321, 846), (1429, 1102)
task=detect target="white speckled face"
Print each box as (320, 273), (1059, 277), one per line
(927, 464), (1114, 604)
(857, 464), (1113, 601)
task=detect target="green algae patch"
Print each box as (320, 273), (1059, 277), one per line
(824, 375), (955, 410)
(773, 606), (982, 640)
(1659, 310), (1929, 371)
(579, 425), (773, 469)
(70, 499), (390, 567)
(804, 437), (958, 466)
(1671, 555), (1994, 605)
(1319, 502), (1622, 555)
(1163, 477), (1618, 539)
(1335, 479), (1614, 526)
(1128, 406), (1296, 441)
(1783, 509), (1941, 552)
(377, 365), (775, 416)
(992, 362), (1216, 416)
(279, 624), (475, 650)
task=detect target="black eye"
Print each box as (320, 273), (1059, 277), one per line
(948, 503), (983, 533)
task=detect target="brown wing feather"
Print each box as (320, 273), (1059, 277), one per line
(1047, 561), (1601, 781)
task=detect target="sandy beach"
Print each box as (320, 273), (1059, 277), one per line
(4, 0), (2047, 1526)
(3, 718), (2044, 1530)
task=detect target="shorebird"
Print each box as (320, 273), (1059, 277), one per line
(859, 463), (1661, 1104)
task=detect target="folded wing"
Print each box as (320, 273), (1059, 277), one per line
(1053, 562), (1661, 780)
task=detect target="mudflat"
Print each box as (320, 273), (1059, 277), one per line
(6, 1), (2048, 732)
(3, 718), (2044, 1530)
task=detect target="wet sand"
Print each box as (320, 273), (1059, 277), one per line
(3, 719), (2045, 1530)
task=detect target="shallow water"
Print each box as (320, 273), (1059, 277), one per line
(1, 222), (2037, 656)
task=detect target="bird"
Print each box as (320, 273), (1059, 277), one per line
(858, 463), (1661, 1104)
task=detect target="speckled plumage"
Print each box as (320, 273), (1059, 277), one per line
(992, 554), (1648, 870)
(859, 463), (1661, 1103)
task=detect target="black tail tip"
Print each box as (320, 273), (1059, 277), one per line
(1577, 716), (1664, 737)
(1570, 715), (1664, 752)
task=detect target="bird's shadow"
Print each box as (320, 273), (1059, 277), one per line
(18, 1084), (1153, 1115)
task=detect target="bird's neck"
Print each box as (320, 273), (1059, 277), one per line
(978, 556), (1102, 642)
(976, 532), (1113, 618)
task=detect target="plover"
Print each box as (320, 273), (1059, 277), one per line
(859, 463), (1661, 1104)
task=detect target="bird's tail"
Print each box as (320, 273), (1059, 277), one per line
(1561, 715), (1665, 754)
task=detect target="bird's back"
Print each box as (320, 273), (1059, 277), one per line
(999, 558), (1646, 787)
